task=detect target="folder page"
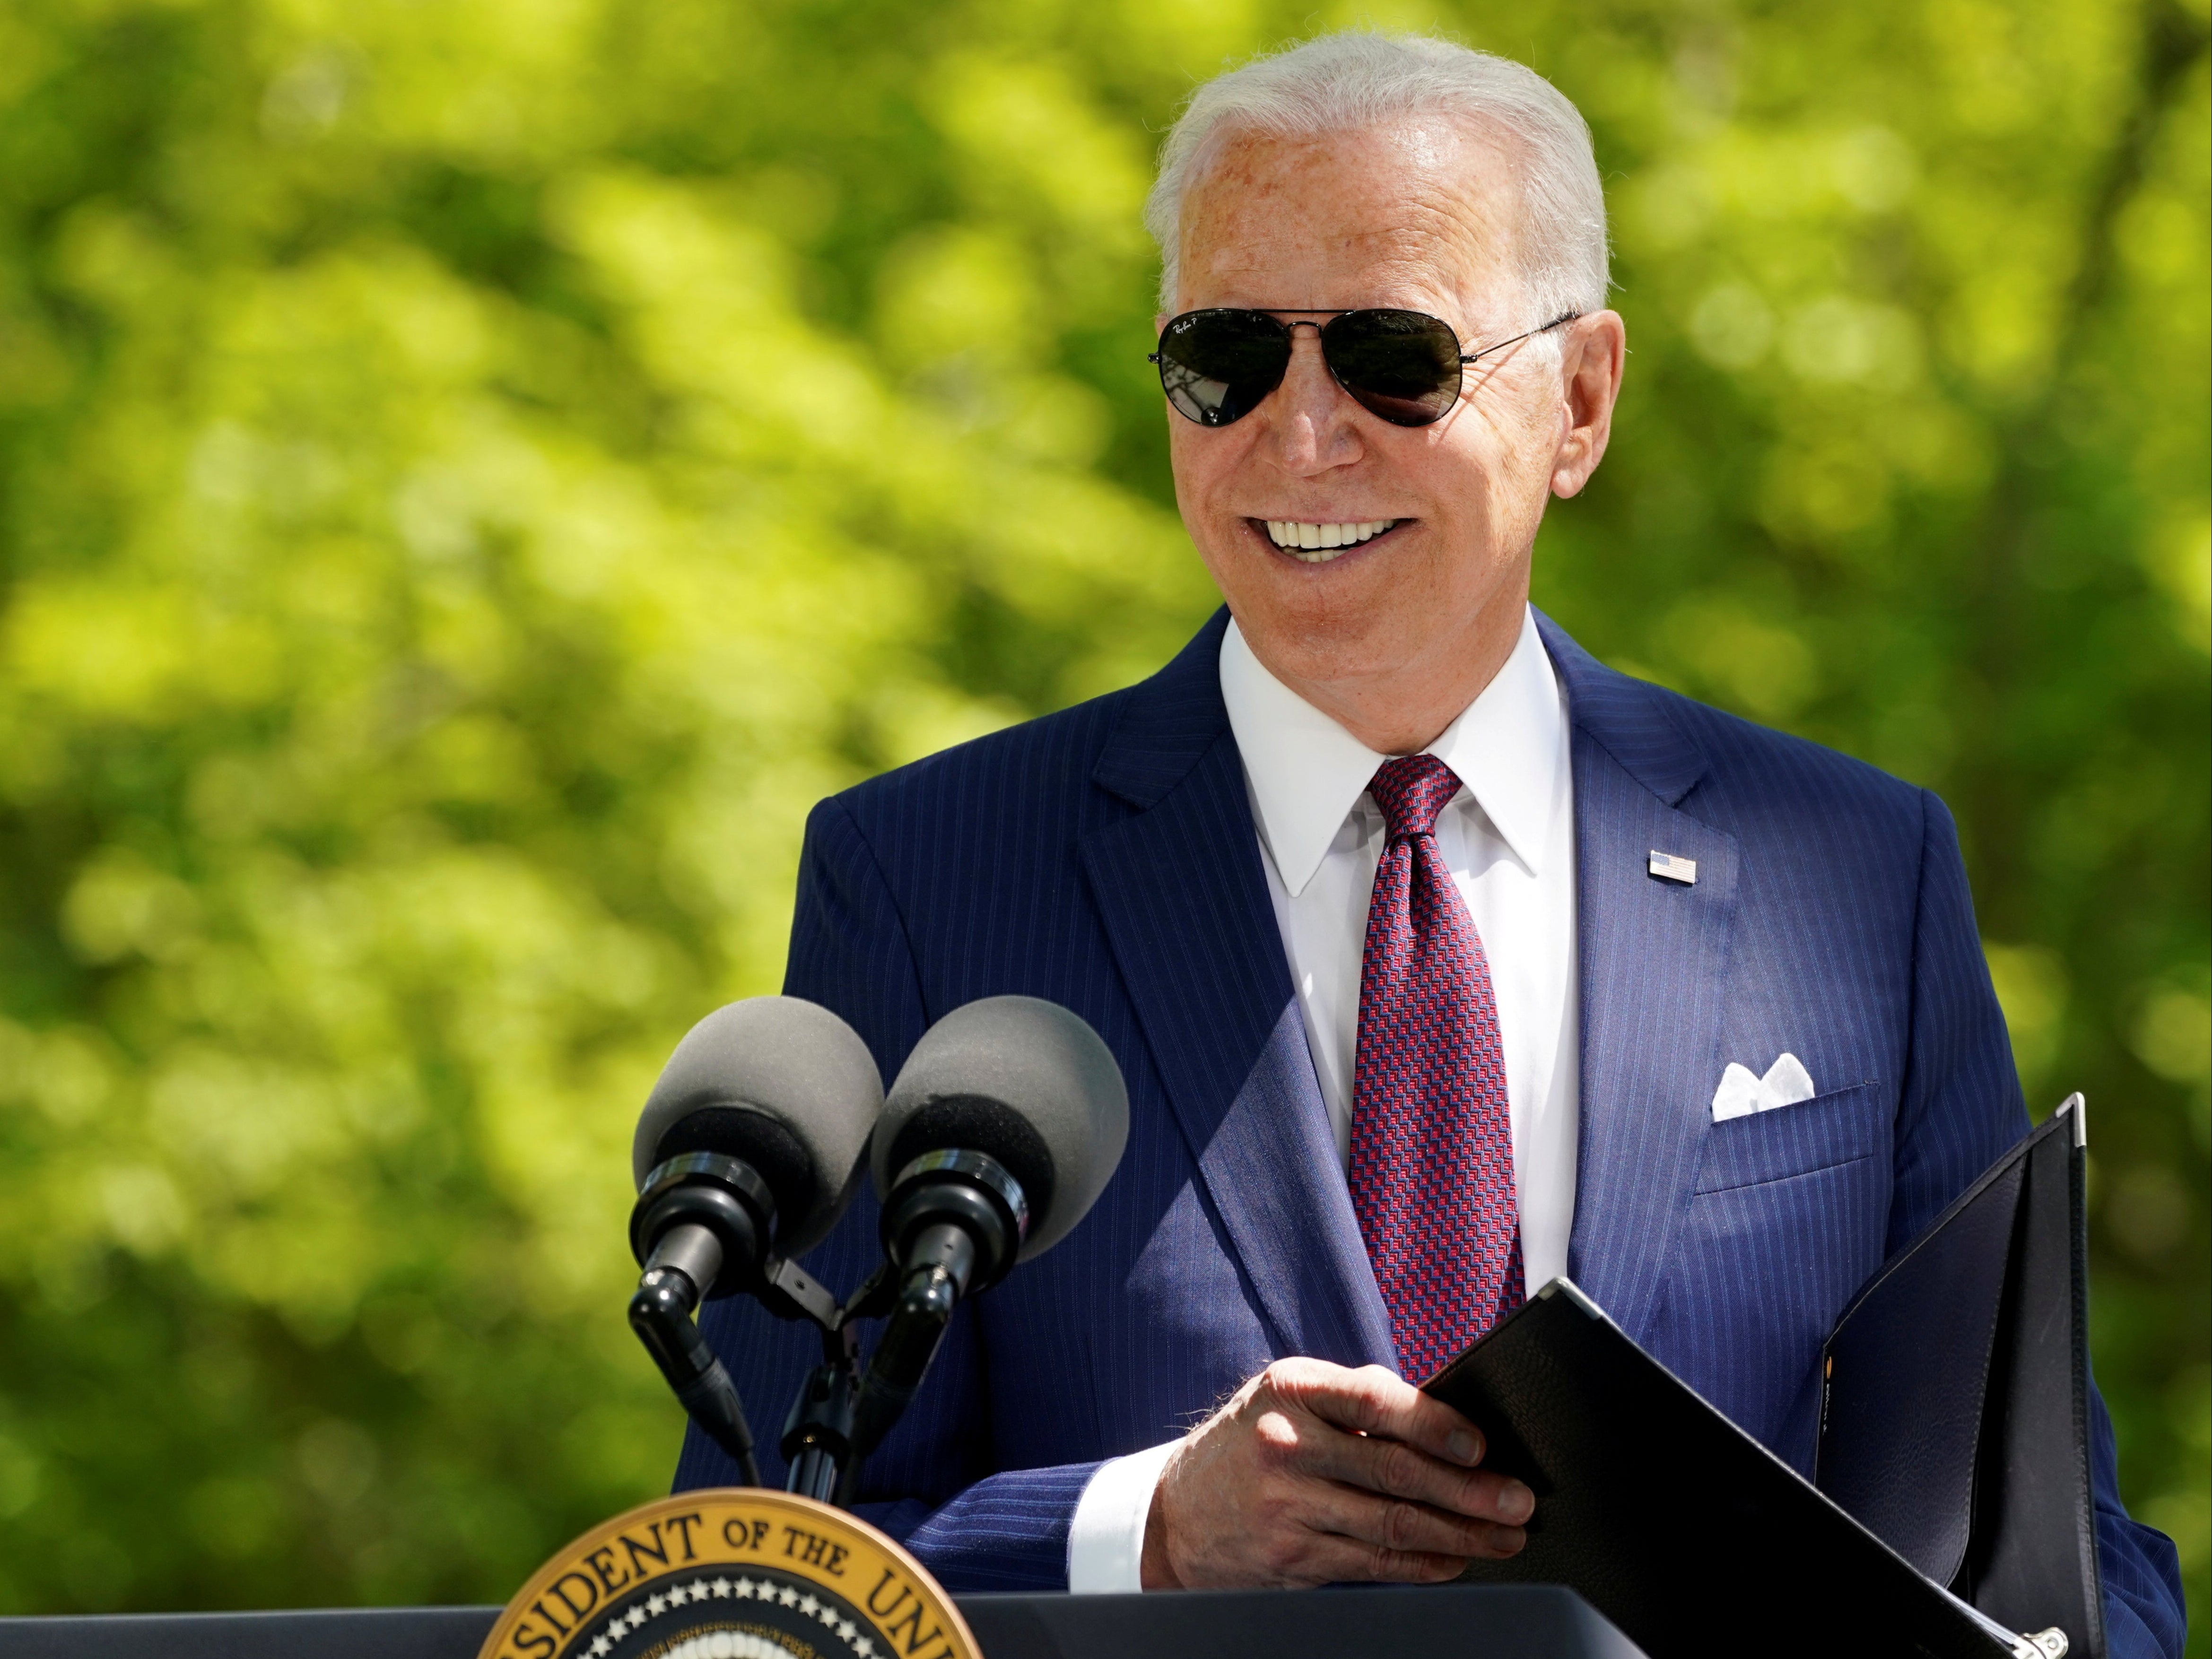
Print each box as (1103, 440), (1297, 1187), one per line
(1423, 1280), (2033, 1659)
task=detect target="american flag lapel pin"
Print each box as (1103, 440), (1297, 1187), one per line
(1648, 850), (1697, 885)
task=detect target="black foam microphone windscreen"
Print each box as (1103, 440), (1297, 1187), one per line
(872, 996), (1129, 1261)
(633, 997), (884, 1258)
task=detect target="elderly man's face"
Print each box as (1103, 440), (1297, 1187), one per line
(1167, 121), (1611, 730)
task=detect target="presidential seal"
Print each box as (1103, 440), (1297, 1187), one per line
(478, 1490), (979, 1659)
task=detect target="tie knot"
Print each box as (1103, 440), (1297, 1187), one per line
(1368, 754), (1463, 842)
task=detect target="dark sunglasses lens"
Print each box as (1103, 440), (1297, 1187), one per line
(1156, 312), (1290, 426)
(1324, 310), (1463, 426)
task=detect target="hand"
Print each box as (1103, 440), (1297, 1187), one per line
(1139, 1357), (1532, 1590)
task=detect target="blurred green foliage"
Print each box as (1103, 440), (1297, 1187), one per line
(0, 0), (2203, 1639)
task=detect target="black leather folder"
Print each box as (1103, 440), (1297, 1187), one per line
(1424, 1099), (2099, 1659)
(1817, 1097), (2101, 1652)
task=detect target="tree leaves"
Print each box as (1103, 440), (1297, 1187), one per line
(0, 0), (2203, 1628)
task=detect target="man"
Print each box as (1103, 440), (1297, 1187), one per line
(676, 33), (2184, 1653)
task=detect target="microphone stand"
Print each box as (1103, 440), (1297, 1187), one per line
(778, 1259), (899, 1505)
(781, 1323), (861, 1502)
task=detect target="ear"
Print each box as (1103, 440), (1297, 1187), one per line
(1550, 310), (1626, 499)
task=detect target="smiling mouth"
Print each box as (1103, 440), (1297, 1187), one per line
(1257, 518), (1402, 564)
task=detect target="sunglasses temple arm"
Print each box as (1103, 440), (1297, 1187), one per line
(1459, 310), (1584, 365)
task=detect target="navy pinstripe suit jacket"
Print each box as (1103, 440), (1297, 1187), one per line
(676, 609), (2183, 1655)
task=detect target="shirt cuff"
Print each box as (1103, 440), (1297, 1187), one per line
(1065, 1438), (1181, 1593)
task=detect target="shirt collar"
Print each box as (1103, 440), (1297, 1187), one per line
(1219, 604), (1565, 898)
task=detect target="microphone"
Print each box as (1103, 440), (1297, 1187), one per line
(626, 997), (882, 1485)
(842, 996), (1128, 1486)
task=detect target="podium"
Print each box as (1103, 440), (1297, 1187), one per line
(0, 1585), (1645, 1658)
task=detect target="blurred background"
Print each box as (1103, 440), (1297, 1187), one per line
(0, 0), (2204, 1640)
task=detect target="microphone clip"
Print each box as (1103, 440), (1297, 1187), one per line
(878, 1149), (1029, 1298)
(630, 1152), (772, 1298)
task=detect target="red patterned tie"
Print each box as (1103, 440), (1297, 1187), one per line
(1349, 754), (1524, 1381)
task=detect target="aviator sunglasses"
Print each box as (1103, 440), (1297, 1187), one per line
(1150, 307), (1580, 429)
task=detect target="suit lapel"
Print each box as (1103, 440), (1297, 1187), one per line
(1082, 612), (1396, 1370)
(1085, 607), (1733, 1365)
(1538, 613), (1739, 1344)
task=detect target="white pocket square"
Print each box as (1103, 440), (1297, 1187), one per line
(1711, 1052), (1816, 1122)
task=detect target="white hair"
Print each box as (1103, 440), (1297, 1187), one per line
(1144, 33), (1610, 327)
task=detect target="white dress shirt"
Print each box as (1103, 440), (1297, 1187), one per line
(1066, 604), (1581, 1593)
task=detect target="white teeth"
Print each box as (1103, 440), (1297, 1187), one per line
(1263, 519), (1400, 562)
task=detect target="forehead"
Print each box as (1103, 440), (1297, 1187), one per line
(1176, 118), (1521, 314)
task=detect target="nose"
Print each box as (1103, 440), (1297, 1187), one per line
(1263, 322), (1365, 476)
